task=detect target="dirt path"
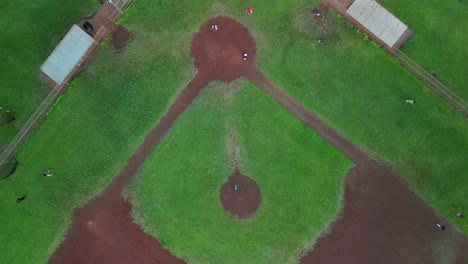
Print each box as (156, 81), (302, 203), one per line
(241, 65), (468, 263)
(48, 74), (208, 264)
(242, 65), (371, 168)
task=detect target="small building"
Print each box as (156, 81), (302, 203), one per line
(324, 0), (412, 53)
(40, 25), (96, 88)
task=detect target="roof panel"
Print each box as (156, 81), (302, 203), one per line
(346, 0), (408, 47)
(40, 25), (95, 85)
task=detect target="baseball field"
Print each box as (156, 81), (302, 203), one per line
(0, 0), (467, 263)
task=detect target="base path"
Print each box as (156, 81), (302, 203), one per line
(48, 74), (208, 263)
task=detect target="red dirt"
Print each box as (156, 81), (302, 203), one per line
(86, 3), (116, 38)
(313, 3), (331, 27)
(49, 13), (468, 263)
(112, 25), (131, 51)
(219, 169), (262, 219)
(191, 16), (256, 82)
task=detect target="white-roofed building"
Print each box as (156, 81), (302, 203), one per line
(40, 25), (96, 86)
(346, 0), (408, 47)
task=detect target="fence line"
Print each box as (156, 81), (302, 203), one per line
(0, 29), (109, 173)
(0, 3), (128, 173)
(0, 84), (64, 171)
(394, 50), (468, 118)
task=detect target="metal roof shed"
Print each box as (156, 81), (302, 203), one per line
(40, 25), (96, 85)
(346, 0), (409, 47)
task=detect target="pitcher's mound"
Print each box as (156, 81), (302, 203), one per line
(219, 170), (261, 219)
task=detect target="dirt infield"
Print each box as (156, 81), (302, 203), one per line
(192, 16), (256, 82)
(219, 169), (261, 219)
(111, 25), (131, 51)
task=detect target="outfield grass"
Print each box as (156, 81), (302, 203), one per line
(125, 81), (351, 264)
(379, 0), (468, 100)
(0, 0), (99, 147)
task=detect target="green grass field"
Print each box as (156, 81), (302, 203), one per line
(125, 81), (351, 264)
(0, 0), (99, 148)
(0, 0), (467, 263)
(379, 0), (468, 100)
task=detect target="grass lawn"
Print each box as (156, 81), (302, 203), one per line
(125, 81), (351, 264)
(379, 0), (468, 101)
(0, 0), (99, 148)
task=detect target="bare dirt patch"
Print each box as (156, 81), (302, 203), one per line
(296, 4), (334, 38)
(192, 16), (256, 82)
(48, 13), (467, 263)
(219, 169), (262, 219)
(112, 25), (131, 51)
